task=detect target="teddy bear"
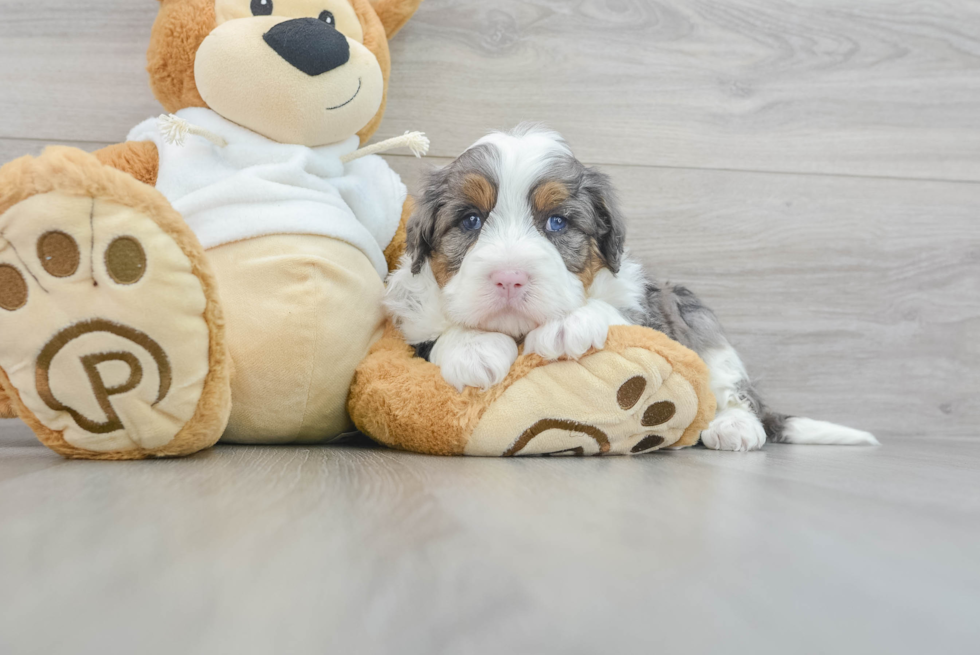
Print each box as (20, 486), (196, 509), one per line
(0, 0), (425, 459)
(0, 0), (716, 460)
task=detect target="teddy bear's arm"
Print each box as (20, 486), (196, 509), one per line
(384, 196), (414, 273)
(93, 141), (160, 187)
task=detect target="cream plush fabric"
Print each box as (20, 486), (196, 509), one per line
(0, 146), (232, 460)
(206, 234), (386, 444)
(466, 346), (703, 456)
(128, 108), (406, 278)
(0, 192), (211, 453)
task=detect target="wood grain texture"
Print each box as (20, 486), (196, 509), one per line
(2, 1), (980, 180)
(381, 0), (980, 180)
(0, 423), (978, 655)
(0, 1), (160, 145)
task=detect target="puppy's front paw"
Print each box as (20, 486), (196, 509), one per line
(700, 407), (767, 452)
(431, 329), (519, 392)
(525, 309), (610, 361)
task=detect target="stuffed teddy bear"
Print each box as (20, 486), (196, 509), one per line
(0, 0), (425, 459)
(0, 0), (716, 460)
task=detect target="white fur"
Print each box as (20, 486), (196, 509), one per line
(385, 257), (450, 344)
(385, 128), (589, 345)
(524, 299), (629, 360)
(700, 345), (767, 452)
(702, 345), (752, 413)
(386, 127), (642, 349)
(781, 417), (879, 446)
(442, 130), (585, 337)
(521, 256), (647, 359)
(587, 258), (647, 308)
(700, 407), (768, 452)
(428, 326), (518, 392)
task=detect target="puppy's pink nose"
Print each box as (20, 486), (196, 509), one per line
(491, 270), (529, 294)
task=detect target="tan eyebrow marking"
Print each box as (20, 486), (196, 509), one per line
(532, 180), (570, 213)
(461, 174), (497, 215)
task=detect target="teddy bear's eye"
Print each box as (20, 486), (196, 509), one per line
(251, 0), (273, 16)
(318, 11), (336, 26)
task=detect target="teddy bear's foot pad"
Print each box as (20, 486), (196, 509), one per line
(466, 336), (712, 457)
(0, 149), (229, 459)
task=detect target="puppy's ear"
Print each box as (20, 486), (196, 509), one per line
(407, 166), (448, 275)
(583, 167), (627, 274)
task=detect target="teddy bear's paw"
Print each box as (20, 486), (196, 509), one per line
(0, 153), (229, 459)
(465, 341), (708, 457)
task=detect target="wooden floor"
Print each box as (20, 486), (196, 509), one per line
(1, 0), (978, 652)
(1, 421), (979, 654)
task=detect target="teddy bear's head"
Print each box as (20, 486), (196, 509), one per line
(148, 0), (421, 147)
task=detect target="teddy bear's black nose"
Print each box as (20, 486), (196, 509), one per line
(263, 17), (350, 77)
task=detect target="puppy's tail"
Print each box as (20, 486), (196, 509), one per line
(763, 413), (880, 446)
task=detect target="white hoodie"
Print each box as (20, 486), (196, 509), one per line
(128, 107), (406, 278)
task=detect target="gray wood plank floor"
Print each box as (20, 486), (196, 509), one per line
(1, 0), (978, 652)
(1, 420), (979, 655)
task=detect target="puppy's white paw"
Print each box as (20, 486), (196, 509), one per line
(700, 407), (767, 452)
(525, 308), (610, 360)
(431, 329), (519, 392)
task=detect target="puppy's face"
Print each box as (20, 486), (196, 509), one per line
(407, 127), (626, 338)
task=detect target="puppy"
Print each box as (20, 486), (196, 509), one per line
(385, 125), (878, 451)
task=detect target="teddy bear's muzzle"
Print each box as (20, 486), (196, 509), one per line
(263, 17), (350, 77)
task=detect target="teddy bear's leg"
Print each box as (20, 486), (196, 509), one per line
(350, 324), (718, 457)
(0, 147), (231, 459)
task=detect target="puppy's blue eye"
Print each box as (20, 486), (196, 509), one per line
(546, 215), (568, 232)
(460, 214), (483, 232)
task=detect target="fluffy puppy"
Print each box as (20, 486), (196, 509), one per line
(385, 125), (878, 451)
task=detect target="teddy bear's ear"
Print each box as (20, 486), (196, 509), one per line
(148, 0), (215, 113)
(370, 0), (423, 39)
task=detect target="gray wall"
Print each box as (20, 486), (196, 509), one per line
(1, 0), (978, 440)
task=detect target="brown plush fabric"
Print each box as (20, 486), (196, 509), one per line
(349, 323), (470, 455)
(94, 141), (160, 187)
(0, 386), (14, 419)
(384, 196), (413, 272)
(349, 322), (716, 456)
(371, 0), (424, 38)
(604, 326), (716, 448)
(351, 0), (392, 144)
(148, 0), (213, 113)
(0, 147), (232, 459)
